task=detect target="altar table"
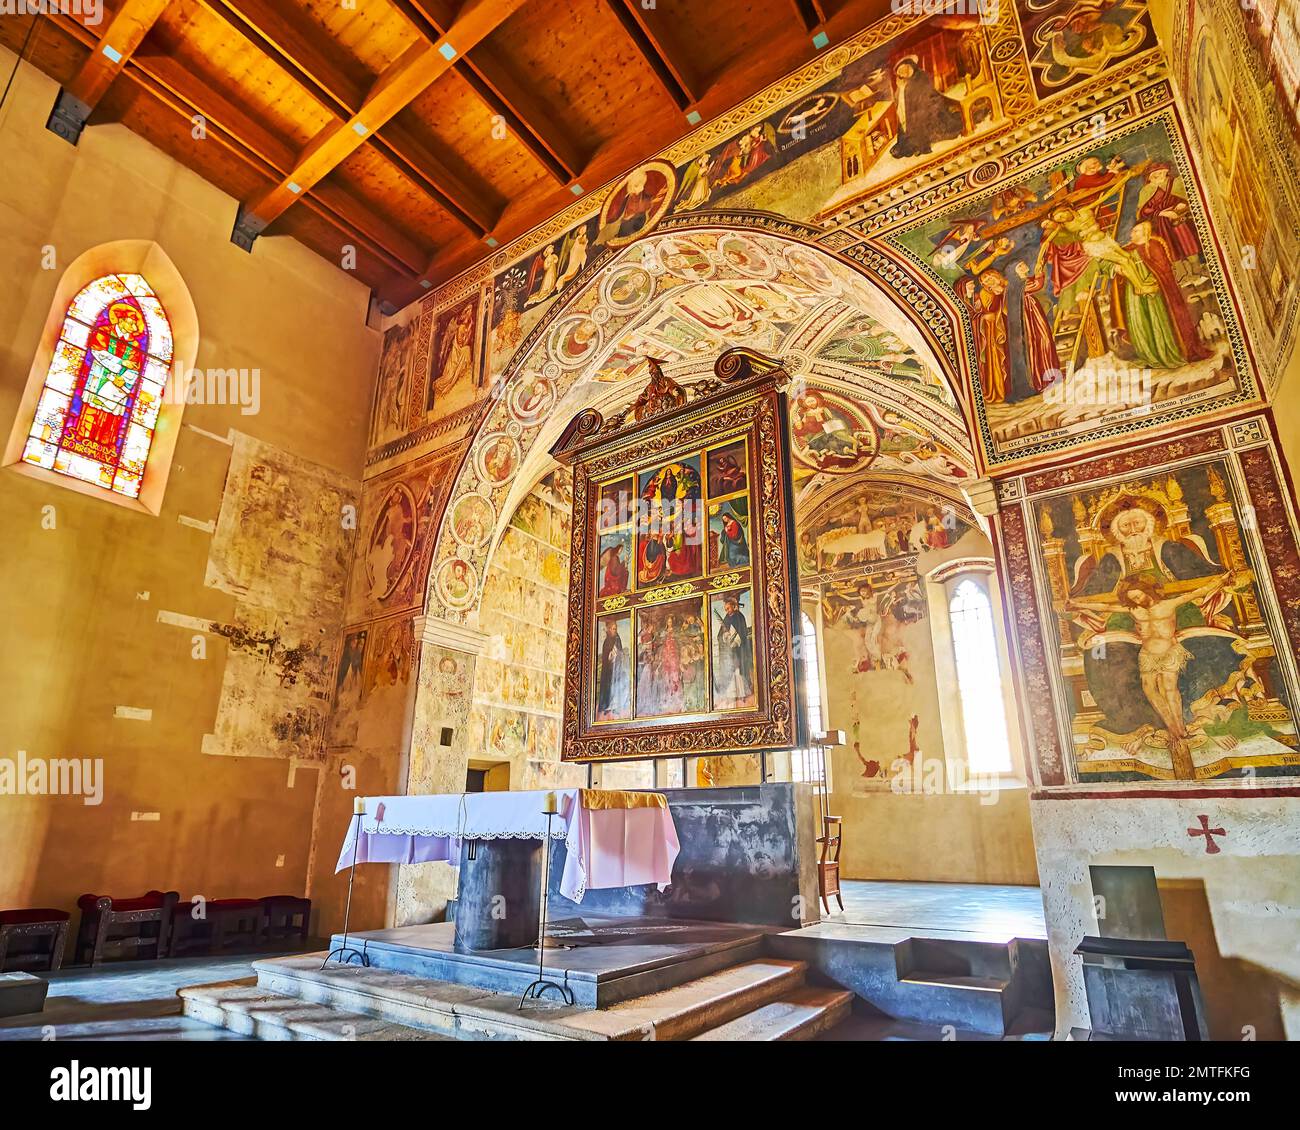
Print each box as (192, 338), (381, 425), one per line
(336, 789), (680, 904)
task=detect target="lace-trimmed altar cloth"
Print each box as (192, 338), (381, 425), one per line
(334, 789), (679, 903)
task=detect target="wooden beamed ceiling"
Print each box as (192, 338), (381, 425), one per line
(5, 0), (895, 311)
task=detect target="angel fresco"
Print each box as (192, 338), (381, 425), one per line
(1031, 0), (1151, 90)
(822, 578), (924, 683)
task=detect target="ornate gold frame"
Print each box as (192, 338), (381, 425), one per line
(551, 349), (805, 761)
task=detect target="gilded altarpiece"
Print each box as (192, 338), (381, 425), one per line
(552, 351), (804, 760)
(996, 415), (1300, 787)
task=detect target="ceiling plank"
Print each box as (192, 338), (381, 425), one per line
(387, 0), (585, 184)
(46, 0), (171, 142)
(604, 0), (705, 110)
(47, 12), (428, 282)
(203, 0), (499, 238)
(239, 0), (529, 241)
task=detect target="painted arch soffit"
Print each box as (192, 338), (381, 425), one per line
(427, 229), (975, 622)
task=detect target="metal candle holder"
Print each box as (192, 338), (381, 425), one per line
(322, 803), (370, 969)
(518, 806), (573, 1008)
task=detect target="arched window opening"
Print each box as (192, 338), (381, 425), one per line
(791, 611), (829, 787)
(948, 578), (1014, 776)
(21, 273), (173, 500)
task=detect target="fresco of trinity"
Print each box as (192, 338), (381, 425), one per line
(1035, 463), (1300, 782)
(590, 438), (758, 724)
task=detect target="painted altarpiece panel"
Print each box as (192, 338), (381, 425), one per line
(997, 415), (1300, 787)
(552, 351), (804, 760)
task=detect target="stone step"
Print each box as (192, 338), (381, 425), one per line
(895, 971), (1012, 1036)
(560, 958), (808, 1041)
(179, 979), (452, 1041)
(246, 953), (811, 1042)
(690, 986), (853, 1041)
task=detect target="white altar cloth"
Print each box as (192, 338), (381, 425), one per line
(335, 790), (680, 903)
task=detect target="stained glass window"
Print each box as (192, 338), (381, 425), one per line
(21, 273), (172, 500)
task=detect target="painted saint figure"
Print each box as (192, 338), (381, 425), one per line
(713, 595), (755, 710)
(889, 57), (964, 158)
(596, 619), (628, 720)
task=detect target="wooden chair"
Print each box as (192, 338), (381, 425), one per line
(0, 909), (70, 972)
(260, 896), (311, 949)
(74, 891), (178, 966)
(816, 815), (844, 915)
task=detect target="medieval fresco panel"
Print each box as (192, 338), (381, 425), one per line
(892, 112), (1258, 468)
(1020, 0), (1156, 99)
(346, 445), (463, 625)
(1172, 0), (1300, 391)
(202, 433), (357, 760)
(1000, 417), (1300, 786)
(805, 481), (980, 791)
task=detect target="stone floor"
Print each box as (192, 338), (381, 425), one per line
(827, 880), (1048, 940)
(0, 950), (319, 1041)
(0, 882), (1048, 1040)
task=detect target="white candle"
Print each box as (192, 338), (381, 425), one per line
(353, 796), (366, 815)
(542, 791), (557, 814)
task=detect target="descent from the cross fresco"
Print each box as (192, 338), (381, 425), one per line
(893, 114), (1257, 467)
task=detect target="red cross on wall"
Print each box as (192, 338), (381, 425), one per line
(1188, 814), (1227, 854)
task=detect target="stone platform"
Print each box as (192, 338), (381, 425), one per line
(324, 917), (777, 1008)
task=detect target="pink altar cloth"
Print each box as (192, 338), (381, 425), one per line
(335, 790), (680, 903)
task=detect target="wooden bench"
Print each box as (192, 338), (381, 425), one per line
(0, 909), (70, 972)
(74, 891), (179, 967)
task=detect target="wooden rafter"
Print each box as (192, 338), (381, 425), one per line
(604, 0), (705, 111)
(46, 0), (170, 142)
(788, 0), (830, 34)
(47, 12), (428, 282)
(388, 0), (585, 185)
(237, 0), (529, 245)
(202, 0), (499, 237)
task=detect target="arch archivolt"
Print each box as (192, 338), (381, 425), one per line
(428, 221), (981, 622)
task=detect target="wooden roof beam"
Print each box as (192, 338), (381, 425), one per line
(204, 0), (500, 238)
(236, 0), (528, 249)
(46, 0), (171, 143)
(47, 12), (430, 281)
(388, 0), (585, 184)
(787, 0), (830, 34)
(604, 0), (706, 111)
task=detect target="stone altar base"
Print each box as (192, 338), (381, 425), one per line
(323, 917), (775, 1008)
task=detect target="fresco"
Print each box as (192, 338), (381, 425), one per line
(462, 472), (579, 790)
(423, 296), (479, 418)
(1174, 0), (1300, 390)
(201, 434), (356, 761)
(799, 488), (973, 576)
(677, 13), (1004, 221)
(801, 479), (982, 790)
(1035, 462), (1297, 782)
(369, 319), (419, 448)
(347, 446), (461, 624)
(893, 115), (1256, 465)
(1020, 0), (1155, 98)
(995, 418), (1300, 786)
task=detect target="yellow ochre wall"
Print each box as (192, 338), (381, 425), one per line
(0, 54), (378, 927)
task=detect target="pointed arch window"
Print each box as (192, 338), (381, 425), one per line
(21, 273), (173, 500)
